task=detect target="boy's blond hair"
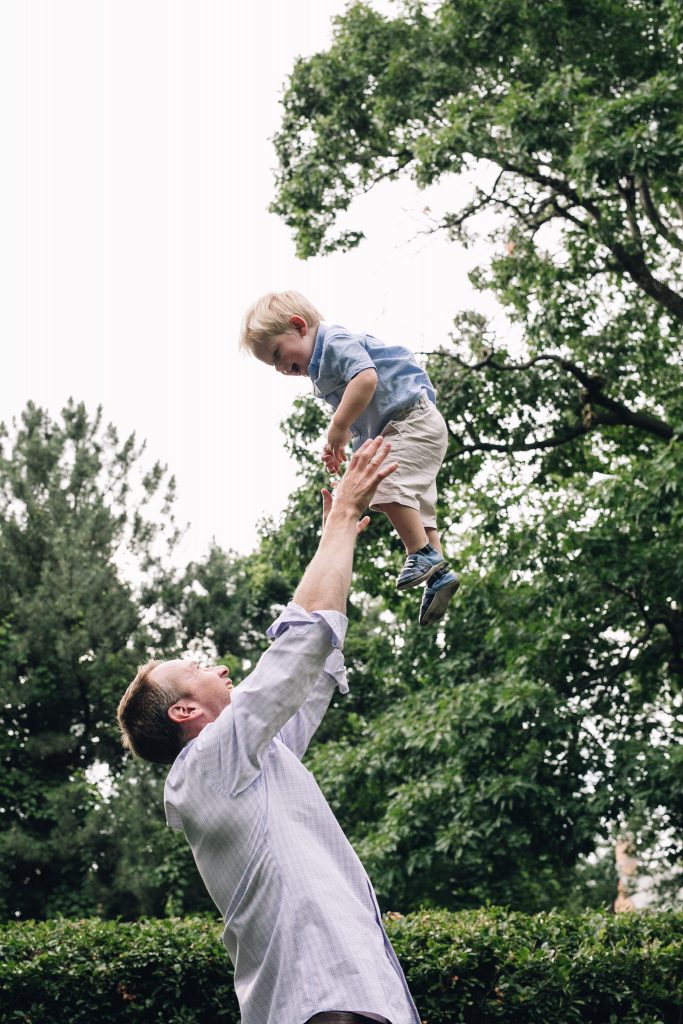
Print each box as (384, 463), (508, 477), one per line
(240, 291), (323, 354)
(116, 660), (184, 765)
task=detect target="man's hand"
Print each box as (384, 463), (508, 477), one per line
(328, 436), (397, 521)
(321, 485), (370, 535)
(293, 437), (397, 613)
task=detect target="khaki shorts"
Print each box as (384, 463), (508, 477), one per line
(369, 395), (448, 530)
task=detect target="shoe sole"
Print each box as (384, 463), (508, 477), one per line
(396, 559), (447, 591)
(420, 577), (461, 627)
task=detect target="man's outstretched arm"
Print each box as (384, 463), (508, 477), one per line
(274, 479), (374, 760)
(293, 435), (396, 614)
(222, 437), (397, 790)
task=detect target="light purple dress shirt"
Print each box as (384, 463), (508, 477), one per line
(164, 603), (420, 1024)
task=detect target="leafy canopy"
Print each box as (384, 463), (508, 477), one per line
(267, 0), (683, 908)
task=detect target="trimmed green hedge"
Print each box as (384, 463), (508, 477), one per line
(1, 908), (682, 1023)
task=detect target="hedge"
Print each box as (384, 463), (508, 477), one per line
(1, 908), (682, 1023)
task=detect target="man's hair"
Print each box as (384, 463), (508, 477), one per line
(117, 660), (184, 765)
(239, 290), (323, 354)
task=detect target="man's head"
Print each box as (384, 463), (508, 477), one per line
(117, 659), (233, 764)
(240, 290), (322, 377)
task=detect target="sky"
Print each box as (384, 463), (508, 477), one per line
(1, 0), (497, 565)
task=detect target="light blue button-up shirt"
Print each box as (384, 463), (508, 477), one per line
(308, 324), (436, 449)
(164, 603), (420, 1024)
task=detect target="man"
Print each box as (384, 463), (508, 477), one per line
(117, 437), (421, 1024)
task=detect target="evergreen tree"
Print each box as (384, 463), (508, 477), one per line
(0, 401), (178, 918)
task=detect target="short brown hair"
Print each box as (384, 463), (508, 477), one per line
(239, 290), (323, 353)
(116, 660), (184, 765)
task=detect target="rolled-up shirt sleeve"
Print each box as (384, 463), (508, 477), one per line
(266, 603), (347, 650)
(222, 603), (348, 793)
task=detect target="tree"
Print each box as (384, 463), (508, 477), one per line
(0, 401), (178, 918)
(266, 0), (683, 908)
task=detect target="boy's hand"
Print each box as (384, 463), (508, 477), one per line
(326, 422), (352, 467)
(322, 443), (341, 475)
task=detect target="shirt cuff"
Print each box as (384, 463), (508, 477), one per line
(322, 647), (349, 695)
(266, 601), (348, 652)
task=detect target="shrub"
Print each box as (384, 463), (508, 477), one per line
(390, 907), (683, 1023)
(1, 909), (681, 1023)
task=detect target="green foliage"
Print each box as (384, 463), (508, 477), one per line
(265, 0), (683, 910)
(0, 916), (237, 1023)
(393, 907), (683, 1023)
(5, 0), (683, 921)
(77, 762), (215, 920)
(0, 402), (179, 919)
(247, 395), (679, 913)
(1, 910), (682, 1023)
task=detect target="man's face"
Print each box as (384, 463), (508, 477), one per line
(150, 659), (234, 727)
(255, 316), (315, 377)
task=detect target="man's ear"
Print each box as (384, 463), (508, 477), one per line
(168, 700), (203, 725)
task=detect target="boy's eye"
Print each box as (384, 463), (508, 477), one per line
(273, 350), (279, 365)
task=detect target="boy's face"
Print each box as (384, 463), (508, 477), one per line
(255, 315), (315, 378)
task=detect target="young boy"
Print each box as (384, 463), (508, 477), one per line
(240, 290), (460, 627)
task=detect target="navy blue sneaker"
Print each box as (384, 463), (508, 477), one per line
(419, 570), (461, 627)
(396, 547), (447, 590)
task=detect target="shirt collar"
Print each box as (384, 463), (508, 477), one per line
(308, 323), (327, 383)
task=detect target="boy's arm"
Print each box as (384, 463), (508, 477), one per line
(327, 368), (378, 464)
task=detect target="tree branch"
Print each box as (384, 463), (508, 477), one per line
(497, 161), (683, 322)
(604, 583), (683, 678)
(449, 421), (587, 454)
(606, 240), (683, 322)
(433, 350), (675, 441)
(617, 177), (644, 252)
(501, 161), (603, 222)
(637, 177), (683, 253)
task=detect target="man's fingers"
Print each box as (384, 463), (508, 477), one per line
(353, 438), (374, 455)
(365, 439), (393, 472)
(356, 515), (371, 535)
(376, 460), (399, 480)
(351, 436), (388, 468)
(351, 436), (381, 464)
(321, 487), (333, 528)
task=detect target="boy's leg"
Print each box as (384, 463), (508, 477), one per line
(426, 527), (442, 553)
(373, 500), (446, 589)
(419, 505), (460, 628)
(419, 524), (460, 628)
(369, 400), (449, 589)
(372, 500), (429, 553)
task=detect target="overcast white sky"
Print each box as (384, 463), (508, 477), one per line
(1, 0), (496, 564)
